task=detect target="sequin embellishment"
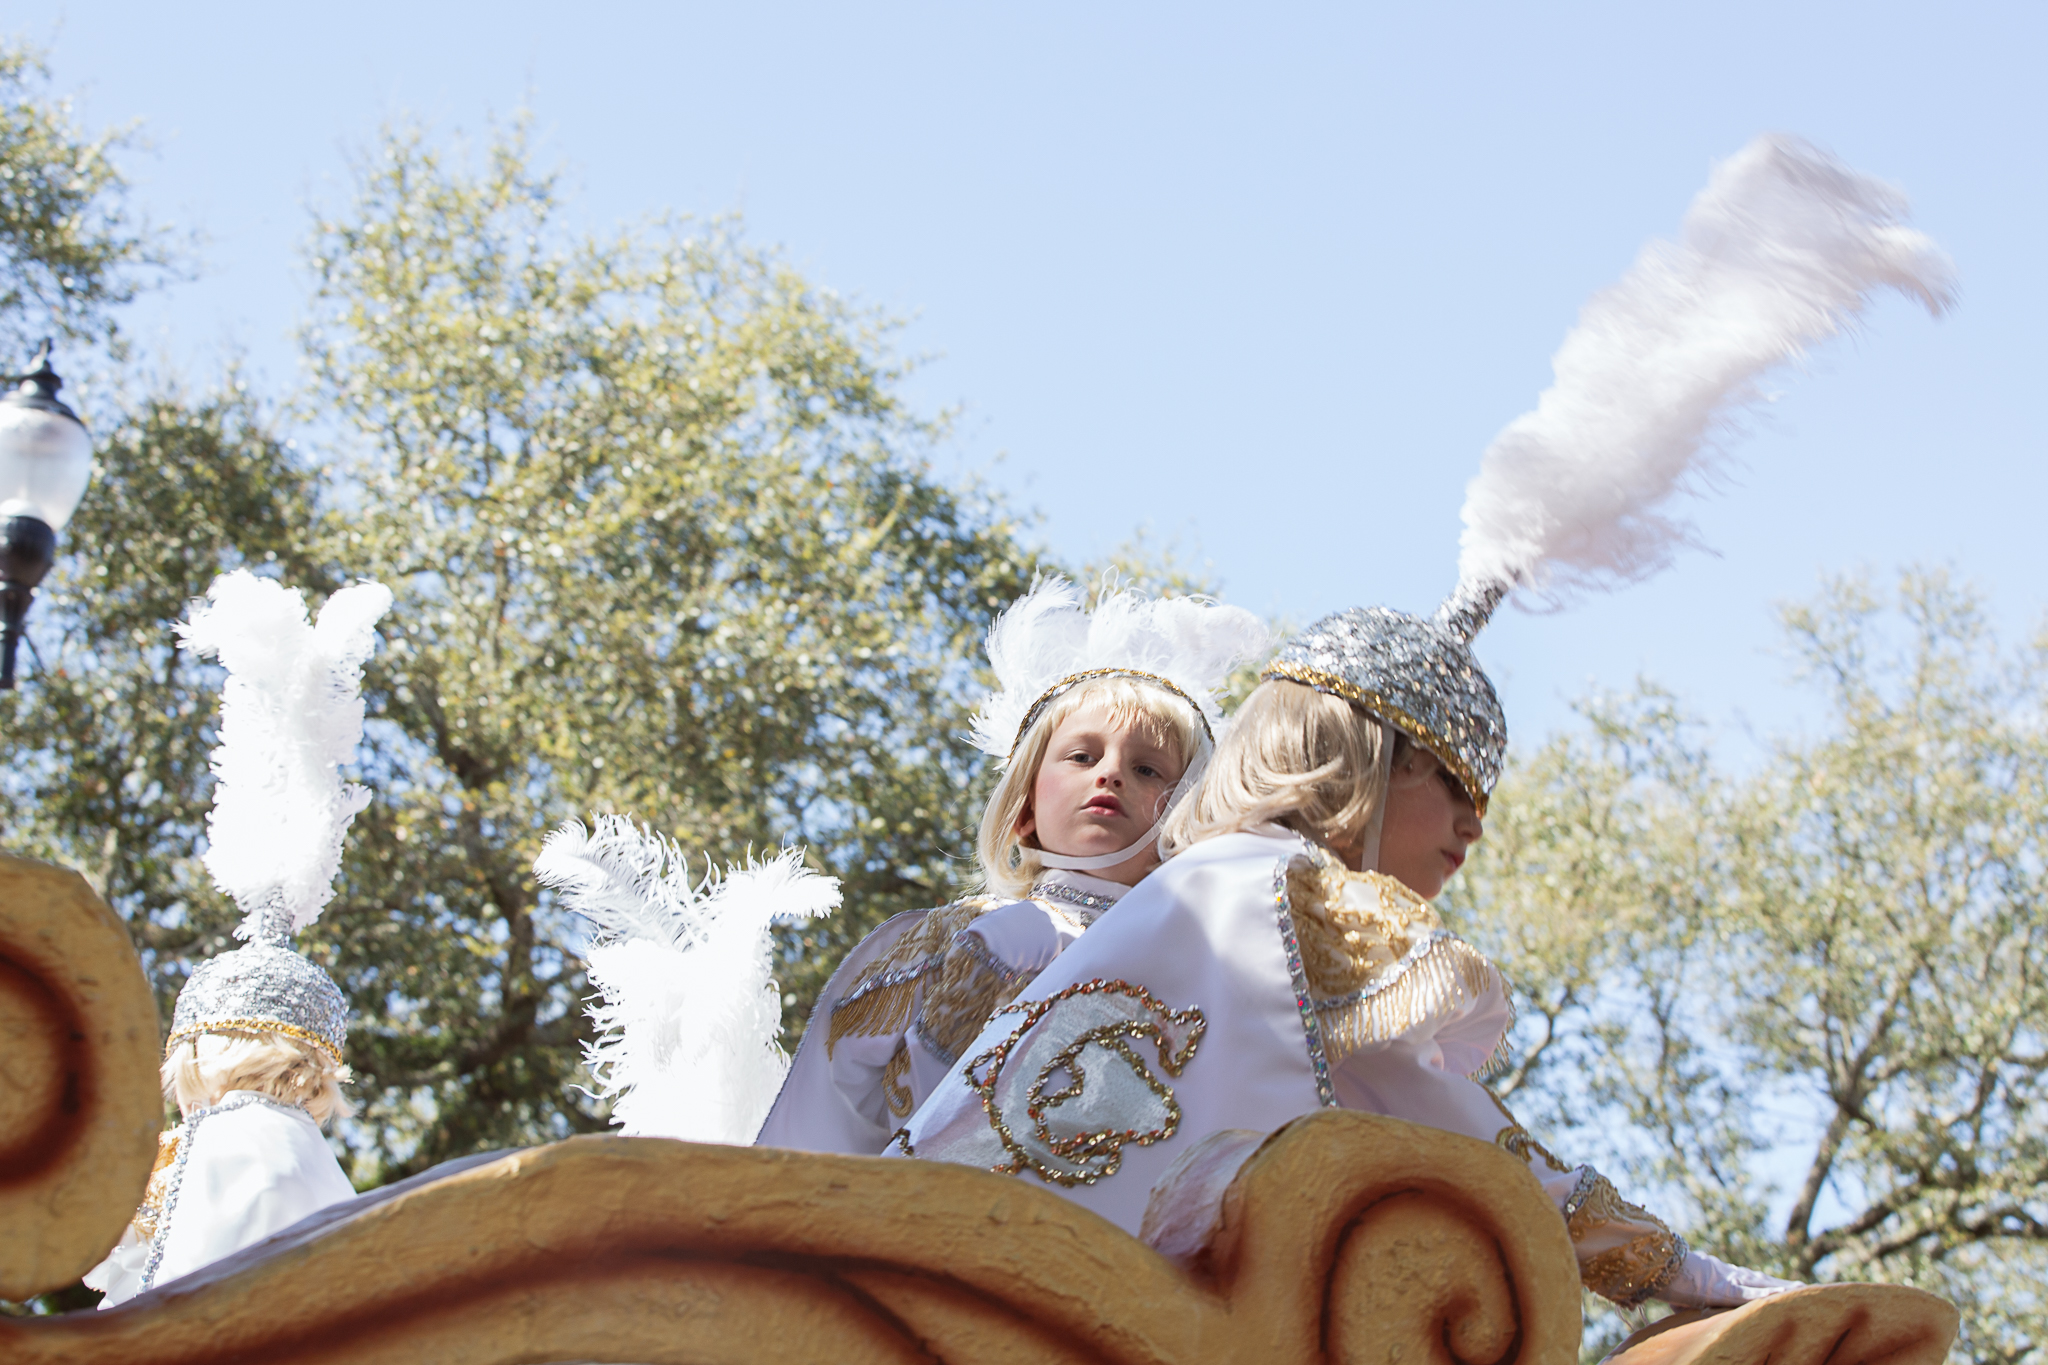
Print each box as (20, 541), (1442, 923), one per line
(1028, 880), (1120, 923)
(1271, 856), (1336, 1108)
(933, 978), (1206, 1187)
(1565, 1167), (1690, 1307)
(1263, 605), (1507, 814)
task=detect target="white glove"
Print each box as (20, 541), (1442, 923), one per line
(1657, 1249), (1802, 1308)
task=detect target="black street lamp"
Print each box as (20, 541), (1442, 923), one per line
(0, 341), (94, 689)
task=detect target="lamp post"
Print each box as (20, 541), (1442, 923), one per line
(0, 341), (94, 689)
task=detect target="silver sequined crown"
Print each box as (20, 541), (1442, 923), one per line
(166, 908), (348, 1061)
(1262, 582), (1508, 815)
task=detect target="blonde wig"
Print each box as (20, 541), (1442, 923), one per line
(1160, 678), (1409, 863)
(162, 1028), (356, 1128)
(976, 673), (1207, 899)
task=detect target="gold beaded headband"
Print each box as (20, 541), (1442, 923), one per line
(164, 1017), (346, 1064)
(1260, 658), (1491, 818)
(1009, 668), (1215, 760)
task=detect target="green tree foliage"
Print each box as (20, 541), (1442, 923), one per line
(1448, 570), (2048, 1362)
(302, 124), (1034, 1180)
(0, 39), (312, 1019)
(0, 392), (321, 951)
(0, 390), (317, 1318)
(0, 65), (1043, 1196)
(0, 42), (166, 350)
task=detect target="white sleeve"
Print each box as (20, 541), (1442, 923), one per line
(754, 910), (929, 1154)
(83, 1225), (151, 1308)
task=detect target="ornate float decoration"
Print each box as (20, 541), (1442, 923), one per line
(0, 850), (1959, 1365)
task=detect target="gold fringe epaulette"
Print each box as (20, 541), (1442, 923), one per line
(913, 934), (1031, 1067)
(130, 1126), (182, 1242)
(826, 897), (1002, 1057)
(1287, 851), (1512, 1074)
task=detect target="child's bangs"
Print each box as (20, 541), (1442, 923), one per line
(1043, 674), (1202, 763)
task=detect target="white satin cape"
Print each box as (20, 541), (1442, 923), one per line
(888, 829), (1552, 1236)
(757, 869), (1128, 1154)
(85, 1092), (356, 1307)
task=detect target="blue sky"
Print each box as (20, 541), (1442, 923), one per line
(28, 1), (2048, 756)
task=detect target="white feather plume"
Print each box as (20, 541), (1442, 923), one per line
(177, 569), (392, 939)
(1455, 133), (1955, 606)
(968, 575), (1272, 764)
(534, 816), (840, 1144)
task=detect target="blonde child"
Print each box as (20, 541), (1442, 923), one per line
(893, 610), (1798, 1311)
(89, 1026), (359, 1307)
(85, 571), (389, 1306)
(753, 576), (1267, 1153)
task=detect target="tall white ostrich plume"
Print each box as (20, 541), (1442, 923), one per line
(1453, 133), (1955, 613)
(177, 569), (392, 940)
(534, 817), (839, 1144)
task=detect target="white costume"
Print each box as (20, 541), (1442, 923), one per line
(893, 831), (1702, 1304)
(85, 570), (392, 1305)
(86, 1093), (357, 1307)
(754, 579), (1266, 1153)
(897, 134), (1953, 1312)
(546, 578), (1266, 1150)
(757, 869), (1127, 1153)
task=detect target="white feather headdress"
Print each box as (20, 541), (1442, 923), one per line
(177, 569), (393, 940)
(968, 576), (1271, 766)
(1451, 132), (1956, 620)
(534, 817), (839, 1144)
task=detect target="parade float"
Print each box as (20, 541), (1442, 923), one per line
(0, 848), (1959, 1364)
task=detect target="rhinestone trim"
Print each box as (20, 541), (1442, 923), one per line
(1028, 881), (1119, 923)
(1270, 855), (1335, 1108)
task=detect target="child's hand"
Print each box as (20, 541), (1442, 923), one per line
(1658, 1250), (1801, 1307)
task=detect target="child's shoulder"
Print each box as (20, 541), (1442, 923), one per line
(1285, 847), (1444, 964)
(1282, 846), (1510, 1073)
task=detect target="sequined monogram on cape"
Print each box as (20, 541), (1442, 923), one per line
(904, 979), (1206, 1187)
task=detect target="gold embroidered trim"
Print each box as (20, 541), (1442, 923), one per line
(1483, 1088), (1571, 1174)
(1259, 660), (1490, 815)
(914, 932), (1031, 1067)
(130, 1127), (182, 1242)
(966, 978), (1206, 1187)
(882, 1040), (914, 1119)
(1565, 1169), (1689, 1307)
(1289, 858), (1441, 991)
(164, 1017), (344, 1063)
(1285, 850), (1511, 1073)
(826, 897), (1001, 1057)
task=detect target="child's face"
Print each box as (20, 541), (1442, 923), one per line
(1374, 746), (1484, 898)
(1017, 702), (1187, 887)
